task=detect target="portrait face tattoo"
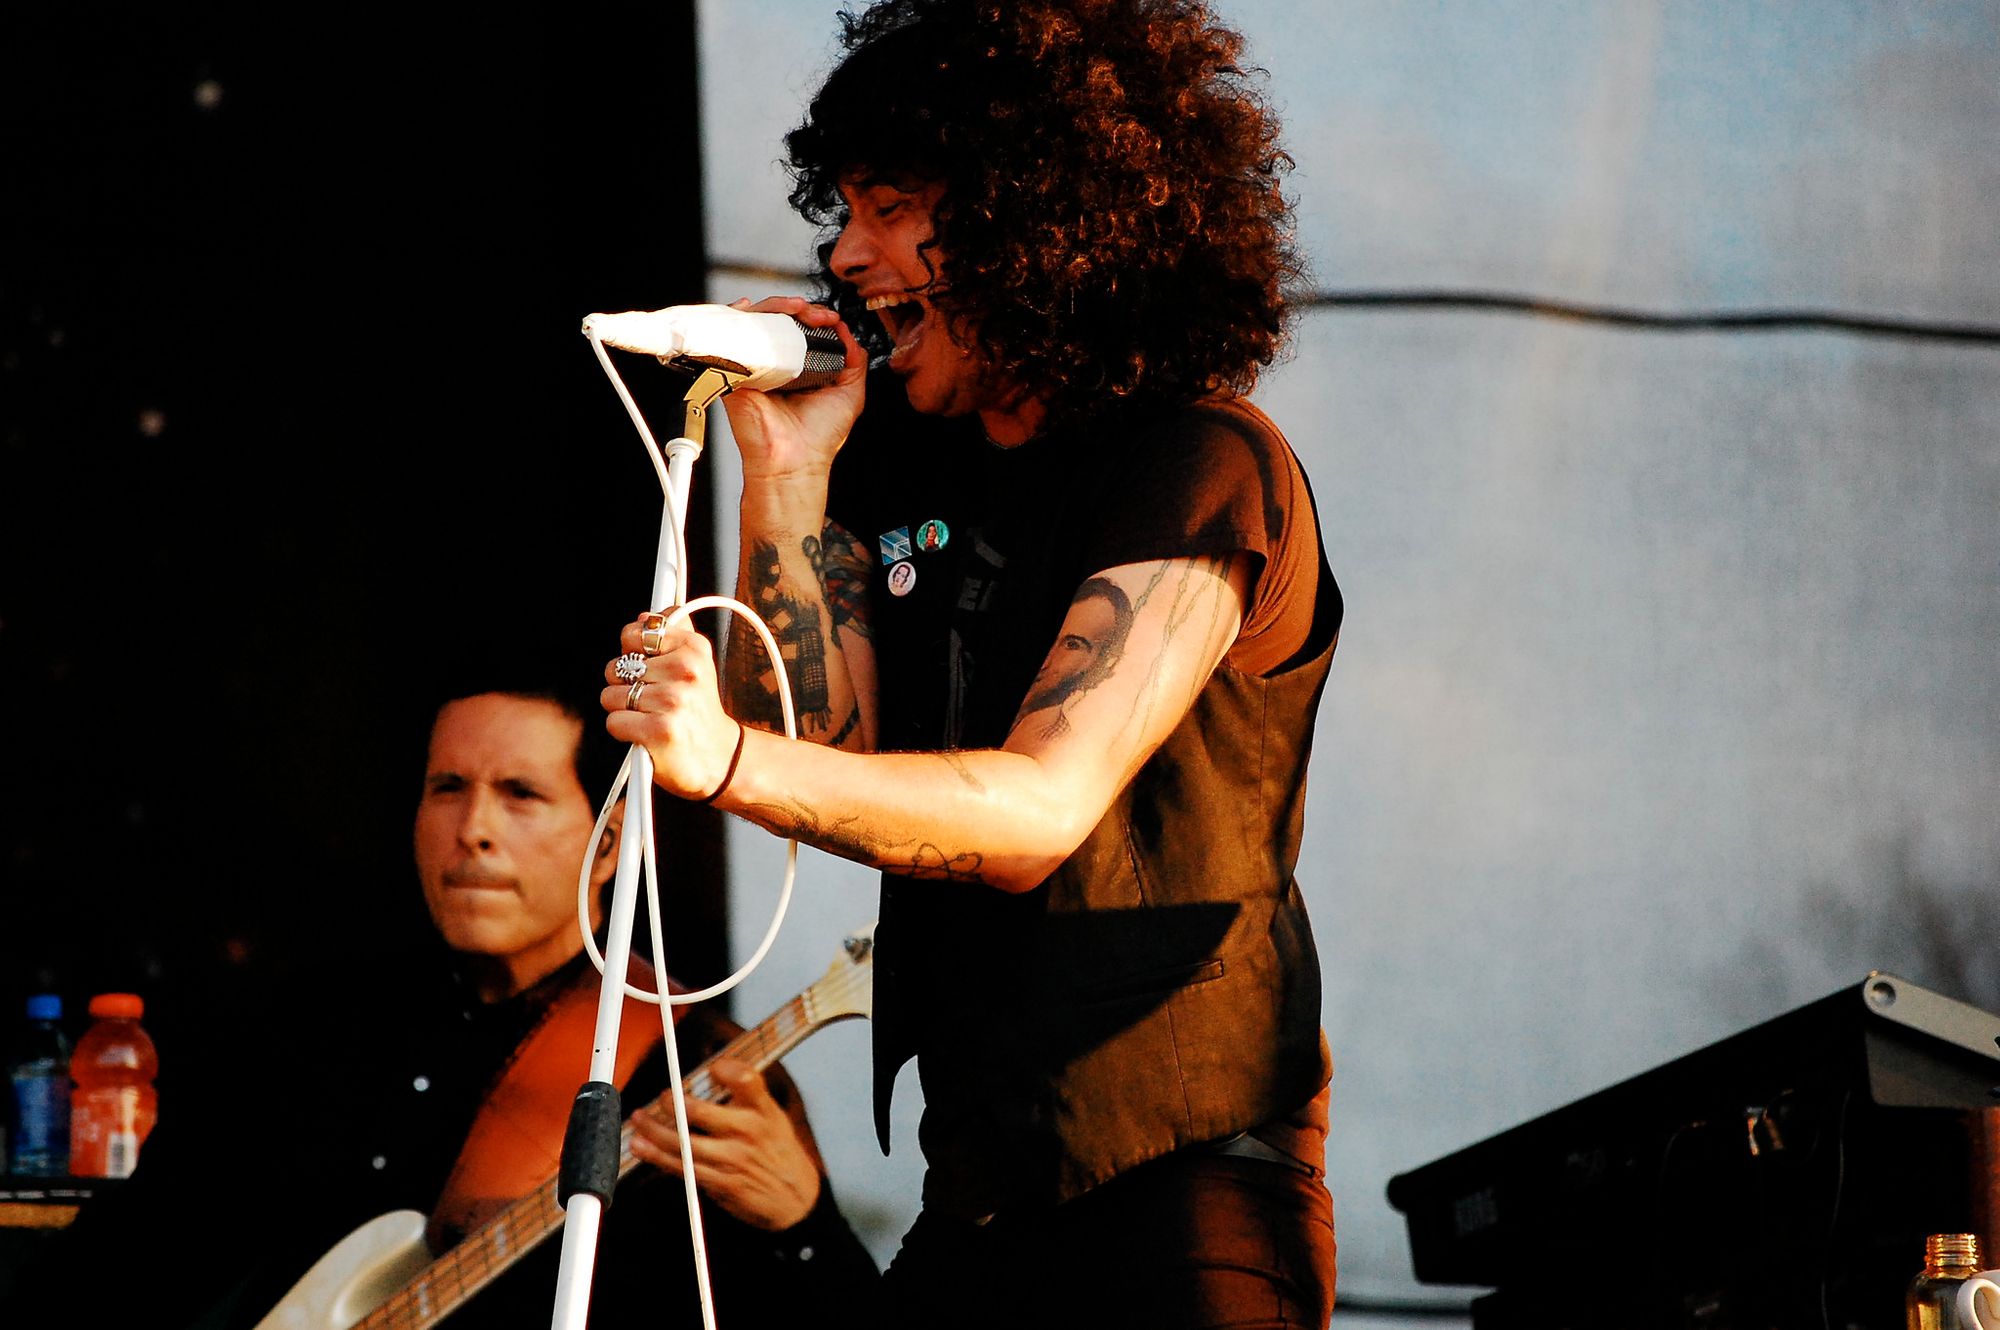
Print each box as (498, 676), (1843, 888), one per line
(1023, 577), (1134, 716)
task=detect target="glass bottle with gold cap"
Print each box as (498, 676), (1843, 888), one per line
(1907, 1233), (1983, 1330)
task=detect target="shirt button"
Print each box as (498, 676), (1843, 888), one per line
(413, 1075), (432, 1092)
(371, 1155), (388, 1170)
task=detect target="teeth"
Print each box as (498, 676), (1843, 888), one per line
(862, 291), (926, 355)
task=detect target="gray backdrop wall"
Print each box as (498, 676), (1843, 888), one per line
(667, 0), (2000, 1311)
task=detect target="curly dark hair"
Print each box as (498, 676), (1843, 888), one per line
(786, 0), (1303, 423)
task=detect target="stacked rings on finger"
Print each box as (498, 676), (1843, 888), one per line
(615, 652), (648, 709)
(639, 612), (671, 657)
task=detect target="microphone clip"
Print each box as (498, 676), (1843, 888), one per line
(675, 366), (746, 461)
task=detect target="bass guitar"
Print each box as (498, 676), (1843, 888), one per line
(253, 928), (875, 1329)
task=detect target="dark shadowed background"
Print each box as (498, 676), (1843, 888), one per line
(1, 1), (727, 1110)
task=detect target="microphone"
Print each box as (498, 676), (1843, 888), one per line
(580, 304), (847, 392)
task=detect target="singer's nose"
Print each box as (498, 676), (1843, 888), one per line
(829, 217), (871, 284)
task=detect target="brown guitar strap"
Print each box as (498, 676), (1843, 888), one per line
(427, 955), (676, 1250)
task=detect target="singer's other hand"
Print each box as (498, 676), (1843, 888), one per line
(603, 617), (741, 803)
(720, 295), (867, 485)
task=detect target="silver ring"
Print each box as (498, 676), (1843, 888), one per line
(625, 679), (646, 711)
(639, 612), (671, 656)
(615, 651), (647, 683)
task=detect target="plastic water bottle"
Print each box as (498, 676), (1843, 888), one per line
(68, 993), (158, 1179)
(7, 994), (71, 1176)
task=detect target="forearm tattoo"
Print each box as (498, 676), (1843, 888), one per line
(728, 538), (832, 732)
(939, 751), (985, 792)
(829, 704), (863, 747)
(741, 795), (994, 886)
(905, 844), (989, 883)
(728, 525), (875, 736)
(818, 523), (874, 643)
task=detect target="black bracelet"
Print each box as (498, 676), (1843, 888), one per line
(700, 722), (746, 805)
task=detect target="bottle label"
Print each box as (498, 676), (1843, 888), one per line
(10, 1071), (71, 1171)
(104, 1130), (138, 1179)
(71, 1085), (154, 1177)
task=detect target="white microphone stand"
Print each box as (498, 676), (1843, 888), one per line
(548, 367), (740, 1330)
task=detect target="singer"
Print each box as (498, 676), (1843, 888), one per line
(606, 2), (1340, 1325)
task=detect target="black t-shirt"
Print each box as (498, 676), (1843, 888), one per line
(825, 376), (1338, 753)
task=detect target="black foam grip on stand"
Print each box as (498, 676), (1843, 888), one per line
(560, 1081), (624, 1209)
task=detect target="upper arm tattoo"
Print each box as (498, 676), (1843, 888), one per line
(1014, 575), (1138, 740)
(1129, 552), (1240, 738)
(1013, 553), (1240, 743)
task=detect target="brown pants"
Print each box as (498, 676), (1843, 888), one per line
(882, 1148), (1338, 1329)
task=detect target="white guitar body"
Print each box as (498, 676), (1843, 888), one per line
(254, 1210), (431, 1330)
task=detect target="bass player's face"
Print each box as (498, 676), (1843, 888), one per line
(413, 694), (614, 1000)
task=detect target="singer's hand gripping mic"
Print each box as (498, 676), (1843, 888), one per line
(581, 304), (847, 392)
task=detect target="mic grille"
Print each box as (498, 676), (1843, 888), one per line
(797, 321), (846, 378)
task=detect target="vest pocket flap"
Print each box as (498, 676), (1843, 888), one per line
(1073, 957), (1225, 1007)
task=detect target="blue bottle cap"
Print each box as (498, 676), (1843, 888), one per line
(26, 994), (62, 1021)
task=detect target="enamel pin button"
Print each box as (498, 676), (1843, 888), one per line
(879, 527), (913, 564)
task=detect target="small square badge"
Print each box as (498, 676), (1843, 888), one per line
(879, 526), (913, 564)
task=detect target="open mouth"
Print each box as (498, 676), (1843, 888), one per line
(865, 292), (928, 369)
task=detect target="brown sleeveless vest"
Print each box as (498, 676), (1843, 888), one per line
(873, 618), (1336, 1218)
